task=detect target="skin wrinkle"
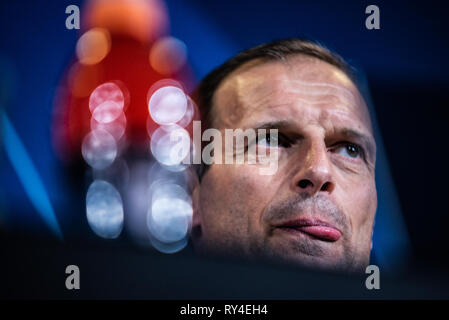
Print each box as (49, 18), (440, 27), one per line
(193, 55), (378, 273)
(261, 82), (358, 108)
(243, 57), (361, 111)
(286, 80), (358, 102)
(213, 57), (373, 134)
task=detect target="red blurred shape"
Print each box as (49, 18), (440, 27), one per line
(53, 0), (195, 162)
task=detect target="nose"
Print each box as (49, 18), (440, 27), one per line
(291, 139), (334, 195)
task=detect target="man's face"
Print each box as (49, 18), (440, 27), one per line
(192, 55), (377, 272)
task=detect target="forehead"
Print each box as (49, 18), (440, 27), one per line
(212, 55), (372, 131)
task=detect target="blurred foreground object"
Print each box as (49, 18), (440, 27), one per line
(52, 0), (198, 252)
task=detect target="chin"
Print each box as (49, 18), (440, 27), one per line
(258, 243), (365, 274)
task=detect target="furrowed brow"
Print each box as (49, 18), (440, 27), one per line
(252, 120), (292, 131)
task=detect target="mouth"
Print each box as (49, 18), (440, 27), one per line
(275, 218), (342, 242)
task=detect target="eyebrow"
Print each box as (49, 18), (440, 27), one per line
(252, 120), (304, 140)
(252, 120), (293, 131)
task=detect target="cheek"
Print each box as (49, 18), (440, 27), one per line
(200, 164), (277, 236)
(337, 174), (377, 238)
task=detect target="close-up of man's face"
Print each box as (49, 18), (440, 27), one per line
(192, 54), (378, 273)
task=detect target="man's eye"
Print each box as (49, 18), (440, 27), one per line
(256, 133), (291, 148)
(333, 143), (363, 159)
(256, 135), (276, 147)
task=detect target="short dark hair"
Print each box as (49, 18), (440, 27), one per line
(193, 38), (355, 130)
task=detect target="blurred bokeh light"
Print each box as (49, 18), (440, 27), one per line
(76, 28), (111, 66)
(86, 179), (124, 238)
(149, 36), (187, 75)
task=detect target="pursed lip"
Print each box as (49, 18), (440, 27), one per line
(275, 218), (342, 242)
